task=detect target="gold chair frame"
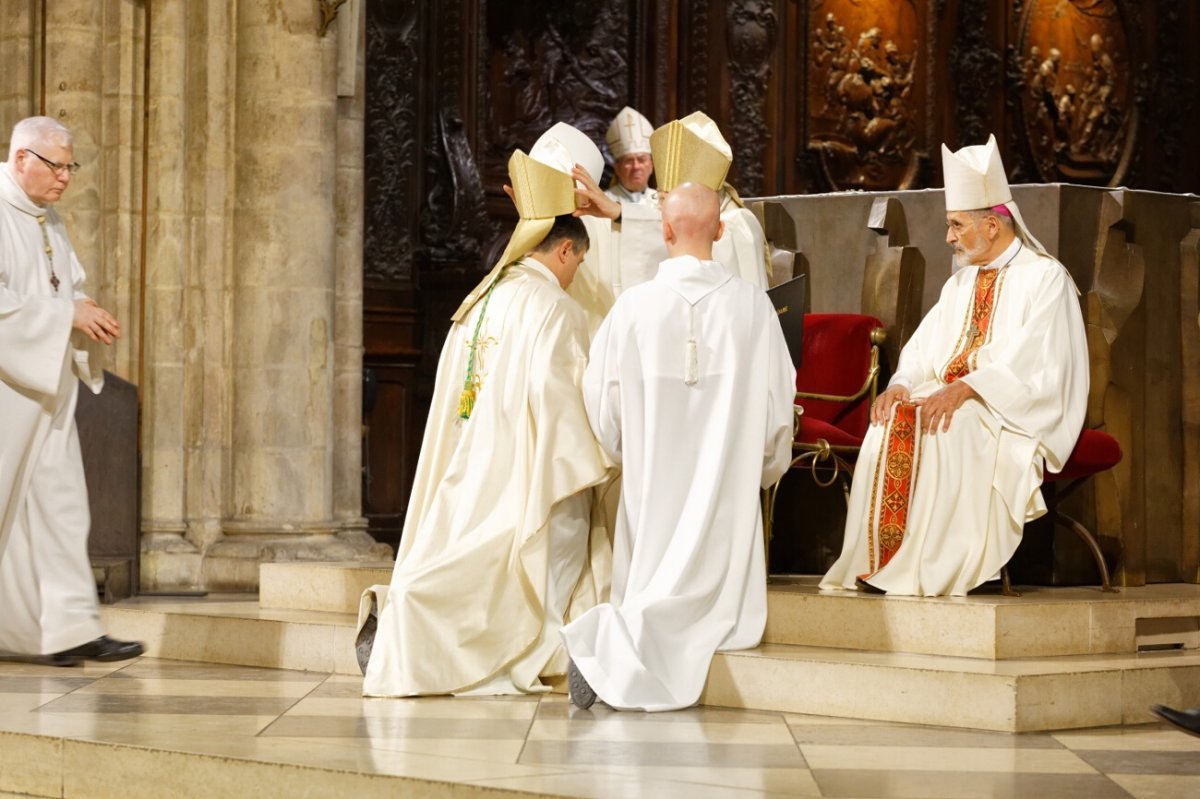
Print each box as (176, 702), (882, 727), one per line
(763, 328), (886, 573)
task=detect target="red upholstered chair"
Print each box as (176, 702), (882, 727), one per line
(1001, 428), (1124, 596)
(763, 314), (887, 566)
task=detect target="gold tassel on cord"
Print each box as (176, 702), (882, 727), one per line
(457, 384), (476, 420)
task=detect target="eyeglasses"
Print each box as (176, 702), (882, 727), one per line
(25, 149), (80, 176)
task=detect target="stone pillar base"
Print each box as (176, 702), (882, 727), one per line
(139, 531), (203, 593)
(200, 530), (394, 592)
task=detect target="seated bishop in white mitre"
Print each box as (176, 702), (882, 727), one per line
(569, 111), (770, 336)
(359, 123), (613, 697)
(820, 134), (1090, 597)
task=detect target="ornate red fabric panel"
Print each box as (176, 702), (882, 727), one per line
(863, 402), (921, 575)
(941, 267), (1007, 384)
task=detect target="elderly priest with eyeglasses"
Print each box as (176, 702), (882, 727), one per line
(0, 116), (143, 666)
(820, 134), (1090, 597)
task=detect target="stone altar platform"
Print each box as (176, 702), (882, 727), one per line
(93, 564), (1200, 734)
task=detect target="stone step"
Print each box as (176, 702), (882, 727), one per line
(258, 561), (392, 613)
(765, 577), (1200, 659)
(99, 596), (1200, 732)
(102, 596), (362, 676)
(257, 562), (1200, 660)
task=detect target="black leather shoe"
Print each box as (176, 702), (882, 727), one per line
(567, 659), (597, 710)
(55, 635), (144, 662)
(0, 652), (82, 667)
(855, 577), (885, 594)
(1151, 704), (1200, 737)
(45, 652), (85, 667)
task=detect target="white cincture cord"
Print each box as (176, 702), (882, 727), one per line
(684, 303), (698, 386)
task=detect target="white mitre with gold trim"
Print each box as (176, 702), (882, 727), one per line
(650, 110), (754, 209)
(941, 134), (1049, 257)
(651, 111), (731, 193)
(450, 122), (603, 323)
(606, 107), (653, 159)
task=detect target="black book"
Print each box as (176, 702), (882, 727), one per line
(766, 274), (806, 367)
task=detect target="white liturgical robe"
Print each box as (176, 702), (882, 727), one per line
(569, 192), (769, 336)
(561, 255), (795, 711)
(821, 238), (1090, 596)
(362, 258), (612, 697)
(603, 182), (658, 207)
(0, 162), (105, 656)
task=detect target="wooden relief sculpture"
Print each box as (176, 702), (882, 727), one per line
(484, 1), (629, 186)
(727, 0), (779, 196)
(807, 2), (922, 190)
(1016, 0), (1137, 185)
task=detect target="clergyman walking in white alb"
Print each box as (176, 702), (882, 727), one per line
(0, 116), (143, 666)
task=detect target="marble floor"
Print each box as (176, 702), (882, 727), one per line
(1, 658), (1198, 799)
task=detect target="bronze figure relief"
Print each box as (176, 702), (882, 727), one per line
(807, 0), (923, 191)
(1017, 0), (1137, 186)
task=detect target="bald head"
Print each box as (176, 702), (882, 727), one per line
(660, 182), (723, 259)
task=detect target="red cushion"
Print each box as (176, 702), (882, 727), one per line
(1046, 429), (1122, 482)
(795, 313), (884, 439)
(795, 415), (866, 449)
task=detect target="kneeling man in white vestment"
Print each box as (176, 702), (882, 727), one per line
(562, 183), (795, 712)
(820, 135), (1090, 597)
(0, 116), (143, 665)
(361, 125), (613, 697)
(569, 111), (771, 335)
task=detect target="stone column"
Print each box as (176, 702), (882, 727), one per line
(98, 0), (145, 381)
(0, 4), (36, 132)
(43, 1), (104, 284)
(333, 3), (369, 540)
(138, 0), (200, 589)
(210, 0), (386, 587)
(182, 0), (237, 558)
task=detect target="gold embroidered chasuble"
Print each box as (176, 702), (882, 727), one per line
(362, 258), (613, 696)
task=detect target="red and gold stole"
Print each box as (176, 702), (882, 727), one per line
(860, 265), (1008, 578)
(941, 266), (1009, 384)
(862, 402), (921, 576)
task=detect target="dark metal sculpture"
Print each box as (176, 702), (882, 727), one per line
(809, 10), (921, 190)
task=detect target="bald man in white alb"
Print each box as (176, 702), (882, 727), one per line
(561, 183), (795, 712)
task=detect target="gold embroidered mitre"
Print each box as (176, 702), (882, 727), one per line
(650, 111), (733, 193)
(449, 151), (576, 323)
(451, 122), (602, 322)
